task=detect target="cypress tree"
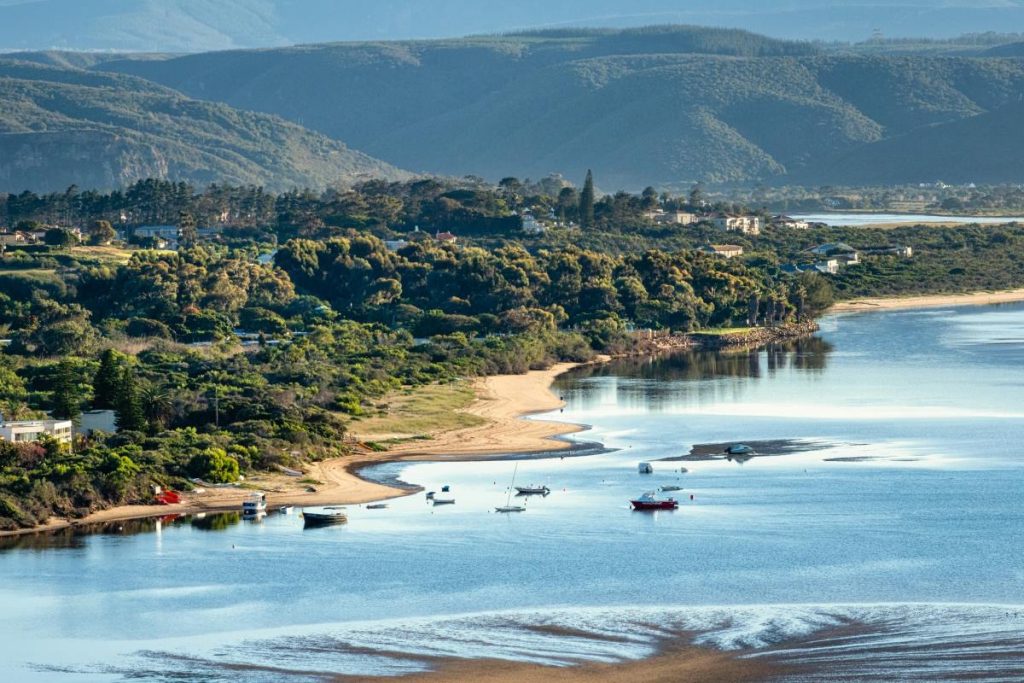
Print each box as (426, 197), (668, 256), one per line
(115, 366), (146, 433)
(92, 349), (121, 409)
(579, 169), (595, 229)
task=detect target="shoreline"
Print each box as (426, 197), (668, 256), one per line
(831, 288), (1024, 312)
(0, 361), (591, 539)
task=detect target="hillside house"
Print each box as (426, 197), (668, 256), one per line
(645, 209), (697, 226)
(0, 418), (73, 444)
(774, 215), (811, 230)
(521, 211), (547, 235)
(712, 214), (762, 235)
(814, 259), (840, 275)
(435, 231), (458, 244)
(700, 244), (744, 258)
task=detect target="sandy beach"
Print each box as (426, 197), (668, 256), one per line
(831, 288), (1024, 312)
(0, 362), (587, 538)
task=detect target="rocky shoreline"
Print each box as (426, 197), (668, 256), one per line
(631, 320), (820, 355)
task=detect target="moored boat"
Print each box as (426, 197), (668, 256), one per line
(366, 503), (388, 510)
(630, 491), (679, 511)
(514, 485), (550, 495)
(242, 492), (267, 515)
(302, 507), (348, 527)
(660, 485), (683, 492)
(279, 505), (294, 514)
(638, 462), (654, 474)
(432, 497), (455, 506)
(725, 443), (755, 456)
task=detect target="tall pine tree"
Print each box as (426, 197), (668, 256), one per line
(579, 170), (595, 229)
(51, 360), (82, 423)
(92, 349), (121, 409)
(115, 365), (146, 433)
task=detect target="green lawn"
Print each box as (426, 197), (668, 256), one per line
(348, 382), (486, 440)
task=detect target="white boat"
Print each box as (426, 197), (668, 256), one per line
(496, 464), (527, 513)
(660, 485), (683, 492)
(279, 505), (294, 514)
(638, 462), (654, 474)
(242, 492), (267, 515)
(514, 485), (550, 495)
(432, 497), (455, 506)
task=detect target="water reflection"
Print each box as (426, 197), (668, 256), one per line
(0, 512), (243, 551)
(561, 337), (832, 412)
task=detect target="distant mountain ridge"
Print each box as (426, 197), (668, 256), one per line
(0, 59), (407, 192)
(95, 28), (1024, 188)
(2, 0), (1024, 51)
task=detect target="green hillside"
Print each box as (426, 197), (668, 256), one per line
(99, 27), (1024, 188)
(0, 60), (406, 193)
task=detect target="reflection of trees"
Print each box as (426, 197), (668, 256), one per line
(0, 516), (177, 552)
(570, 337), (832, 383)
(0, 512), (243, 552)
(191, 512), (241, 531)
(557, 337), (832, 411)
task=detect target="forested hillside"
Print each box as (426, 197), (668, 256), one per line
(0, 60), (406, 192)
(100, 28), (1024, 188)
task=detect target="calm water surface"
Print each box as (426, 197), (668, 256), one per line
(791, 212), (1024, 227)
(3, 305), (1024, 681)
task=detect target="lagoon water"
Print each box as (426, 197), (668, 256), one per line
(791, 212), (1024, 227)
(3, 305), (1024, 681)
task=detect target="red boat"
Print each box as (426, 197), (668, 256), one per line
(154, 490), (182, 505)
(630, 491), (679, 510)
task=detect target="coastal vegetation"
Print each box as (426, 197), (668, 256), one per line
(3, 171), (1024, 530)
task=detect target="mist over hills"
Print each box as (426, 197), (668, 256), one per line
(2, 0), (1024, 52)
(98, 27), (1024, 189)
(0, 59), (405, 192)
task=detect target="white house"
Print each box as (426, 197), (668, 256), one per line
(712, 214), (762, 235)
(700, 244), (744, 259)
(814, 259), (840, 275)
(0, 418), (73, 444)
(521, 211), (547, 235)
(774, 215), (811, 230)
(645, 209), (697, 226)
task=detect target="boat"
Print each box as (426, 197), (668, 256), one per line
(302, 507), (348, 527)
(660, 484), (683, 492)
(425, 491), (435, 500)
(630, 491), (679, 511)
(496, 464), (527, 513)
(242, 492), (267, 515)
(366, 503), (388, 510)
(279, 505), (294, 514)
(638, 462), (654, 474)
(514, 485), (550, 495)
(154, 490), (181, 505)
(725, 443), (755, 456)
(432, 497), (455, 506)
(441, 485), (451, 492)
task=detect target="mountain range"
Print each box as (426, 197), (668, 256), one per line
(4, 24), (1024, 192)
(98, 27), (1024, 188)
(2, 0), (1024, 51)
(0, 59), (405, 192)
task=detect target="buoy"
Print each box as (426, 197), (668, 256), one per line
(689, 494), (694, 501)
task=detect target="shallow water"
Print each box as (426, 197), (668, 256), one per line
(791, 212), (1024, 227)
(3, 304), (1024, 681)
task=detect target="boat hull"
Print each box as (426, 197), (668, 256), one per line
(630, 500), (679, 510)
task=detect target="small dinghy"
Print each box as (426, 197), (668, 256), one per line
(514, 485), (550, 495)
(725, 443), (755, 456)
(660, 485), (683, 492)
(366, 503), (388, 510)
(638, 462), (654, 474)
(432, 497), (455, 506)
(279, 505), (294, 514)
